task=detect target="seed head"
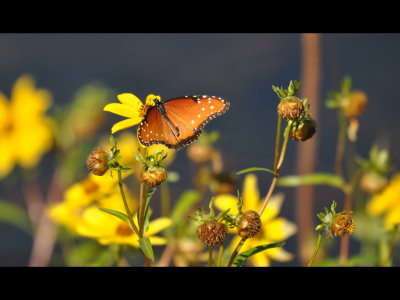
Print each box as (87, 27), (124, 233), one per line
(290, 118), (317, 141)
(341, 91), (367, 117)
(196, 220), (227, 247)
(141, 166), (167, 187)
(237, 210), (262, 239)
(330, 211), (355, 237)
(86, 147), (109, 176)
(277, 97), (304, 120)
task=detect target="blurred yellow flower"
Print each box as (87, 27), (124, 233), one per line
(0, 74), (54, 178)
(103, 93), (159, 134)
(367, 173), (400, 230)
(214, 174), (297, 266)
(76, 208), (172, 247)
(48, 170), (135, 233)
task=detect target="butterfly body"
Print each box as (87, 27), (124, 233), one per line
(138, 95), (230, 150)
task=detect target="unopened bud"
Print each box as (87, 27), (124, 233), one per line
(141, 166), (167, 187)
(277, 97), (304, 120)
(237, 210), (262, 239)
(196, 220), (227, 247)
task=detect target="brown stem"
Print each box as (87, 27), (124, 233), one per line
(157, 244), (176, 267)
(339, 190), (352, 266)
(296, 33), (321, 266)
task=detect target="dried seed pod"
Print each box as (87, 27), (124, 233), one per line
(187, 143), (214, 164)
(290, 118), (317, 141)
(141, 166), (167, 187)
(360, 172), (388, 195)
(341, 91), (367, 117)
(196, 220), (227, 247)
(330, 211), (355, 237)
(86, 147), (109, 176)
(237, 210), (262, 239)
(277, 97), (304, 120)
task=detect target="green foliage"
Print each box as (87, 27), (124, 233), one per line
(232, 242), (285, 267)
(277, 173), (345, 189)
(236, 167), (275, 176)
(99, 208), (129, 224)
(272, 80), (301, 99)
(138, 237), (154, 262)
(356, 144), (392, 176)
(0, 200), (31, 234)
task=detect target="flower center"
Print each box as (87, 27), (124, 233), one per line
(116, 223), (134, 236)
(139, 104), (153, 119)
(82, 178), (99, 194)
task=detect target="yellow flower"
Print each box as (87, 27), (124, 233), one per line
(214, 174), (297, 266)
(367, 173), (400, 230)
(48, 170), (135, 233)
(0, 74), (54, 178)
(76, 207), (172, 247)
(103, 93), (160, 134)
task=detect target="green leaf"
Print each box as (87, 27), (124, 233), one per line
(138, 237), (154, 262)
(0, 200), (31, 234)
(143, 187), (157, 233)
(232, 242), (285, 267)
(236, 167), (275, 176)
(99, 208), (129, 223)
(277, 173), (345, 189)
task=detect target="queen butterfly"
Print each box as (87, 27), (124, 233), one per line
(137, 95), (230, 150)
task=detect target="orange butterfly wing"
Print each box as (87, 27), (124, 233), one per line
(138, 95), (230, 150)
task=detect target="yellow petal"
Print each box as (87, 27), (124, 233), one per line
(0, 135), (15, 179)
(250, 251), (271, 267)
(0, 92), (9, 130)
(111, 118), (142, 134)
(104, 103), (141, 119)
(214, 194), (239, 215)
(264, 217), (297, 241)
(117, 93), (143, 107)
(145, 94), (161, 106)
(146, 217), (172, 235)
(261, 193), (284, 222)
(265, 246), (294, 262)
(242, 174), (260, 211)
(149, 236), (168, 245)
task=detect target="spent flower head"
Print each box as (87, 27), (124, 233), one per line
(315, 201), (355, 239)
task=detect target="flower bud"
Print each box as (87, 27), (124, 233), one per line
(237, 210), (262, 239)
(187, 143), (214, 164)
(196, 220), (227, 247)
(277, 97), (304, 120)
(290, 119), (317, 141)
(341, 91), (367, 117)
(141, 165), (167, 187)
(330, 211), (355, 237)
(360, 172), (388, 195)
(86, 148), (109, 176)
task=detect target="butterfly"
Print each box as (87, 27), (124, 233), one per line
(137, 95), (230, 150)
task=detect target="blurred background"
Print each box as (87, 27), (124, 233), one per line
(0, 33), (399, 266)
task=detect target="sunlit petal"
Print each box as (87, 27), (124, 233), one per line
(104, 103), (141, 119)
(146, 217), (172, 235)
(145, 94), (161, 106)
(242, 174), (260, 211)
(264, 217), (297, 241)
(260, 193), (284, 222)
(111, 118), (142, 134)
(214, 194), (239, 215)
(265, 246), (294, 262)
(117, 93), (143, 107)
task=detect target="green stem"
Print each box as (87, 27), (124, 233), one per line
(208, 247), (213, 267)
(273, 116), (282, 173)
(117, 170), (140, 236)
(308, 230), (323, 267)
(227, 121), (292, 267)
(217, 241), (225, 267)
